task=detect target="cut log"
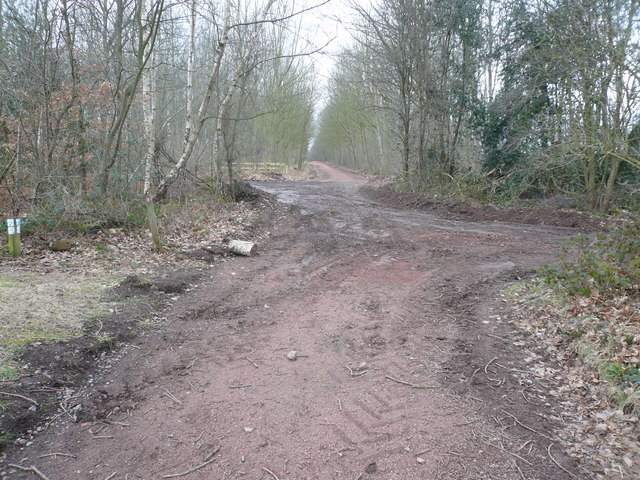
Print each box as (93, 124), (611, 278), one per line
(227, 240), (257, 257)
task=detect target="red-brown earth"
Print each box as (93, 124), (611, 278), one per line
(3, 162), (598, 479)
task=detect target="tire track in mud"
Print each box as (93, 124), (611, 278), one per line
(5, 164), (590, 480)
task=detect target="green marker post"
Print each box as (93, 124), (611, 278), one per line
(7, 219), (21, 257)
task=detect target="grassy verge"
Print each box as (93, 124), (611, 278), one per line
(0, 272), (118, 381)
(0, 192), (263, 383)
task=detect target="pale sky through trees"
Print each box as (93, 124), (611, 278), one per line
(2, 0), (637, 215)
(302, 0), (360, 102)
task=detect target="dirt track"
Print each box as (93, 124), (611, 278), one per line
(5, 162), (590, 479)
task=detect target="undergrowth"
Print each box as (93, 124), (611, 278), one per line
(506, 279), (640, 415)
(542, 218), (640, 298)
(0, 180), (242, 245)
(397, 172), (497, 205)
(518, 217), (640, 414)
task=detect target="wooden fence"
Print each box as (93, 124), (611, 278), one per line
(235, 162), (289, 175)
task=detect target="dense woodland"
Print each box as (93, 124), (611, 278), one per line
(312, 0), (640, 210)
(0, 0), (639, 233)
(0, 0), (315, 227)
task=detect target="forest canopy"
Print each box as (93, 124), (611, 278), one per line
(311, 0), (640, 210)
(0, 0), (315, 224)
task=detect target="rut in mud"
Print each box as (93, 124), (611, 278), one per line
(5, 162), (590, 479)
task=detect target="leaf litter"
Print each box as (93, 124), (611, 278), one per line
(0, 196), (272, 453)
(503, 280), (640, 479)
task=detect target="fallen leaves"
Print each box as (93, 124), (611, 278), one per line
(0, 199), (270, 381)
(502, 281), (640, 479)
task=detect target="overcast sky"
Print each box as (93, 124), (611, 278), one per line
(300, 0), (360, 101)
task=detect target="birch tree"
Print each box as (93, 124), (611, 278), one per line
(97, 0), (164, 194)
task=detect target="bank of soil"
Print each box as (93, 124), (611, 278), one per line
(1, 162), (609, 479)
(361, 183), (602, 230)
(0, 198), (266, 454)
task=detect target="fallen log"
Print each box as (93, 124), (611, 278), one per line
(227, 240), (257, 257)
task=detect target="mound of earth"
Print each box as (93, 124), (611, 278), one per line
(0, 273), (189, 452)
(361, 183), (602, 230)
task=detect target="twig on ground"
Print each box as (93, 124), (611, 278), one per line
(345, 366), (367, 377)
(162, 446), (221, 478)
(204, 446), (222, 462)
(493, 415), (505, 428)
(102, 420), (129, 427)
(454, 419), (478, 427)
(487, 333), (507, 341)
(37, 452), (77, 459)
(45, 412), (64, 428)
(469, 368), (481, 382)
(513, 460), (527, 480)
(385, 375), (438, 389)
(415, 448), (433, 456)
(490, 377), (505, 387)
(90, 424), (107, 435)
(104, 473), (117, 480)
(229, 384), (252, 389)
(484, 356), (499, 374)
(0, 391), (38, 406)
(501, 410), (556, 442)
(441, 451), (466, 457)
(495, 363), (530, 374)
(262, 467), (281, 480)
(516, 440), (533, 452)
(186, 358), (198, 370)
(354, 474), (364, 480)
(338, 399), (343, 411)
(547, 444), (579, 479)
(7, 464), (51, 480)
(246, 357), (259, 368)
(187, 380), (200, 392)
(92, 435), (114, 439)
(482, 440), (532, 466)
(163, 389), (183, 406)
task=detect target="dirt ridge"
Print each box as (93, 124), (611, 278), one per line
(2, 164), (595, 479)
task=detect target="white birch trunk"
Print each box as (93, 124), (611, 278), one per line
(154, 0), (235, 200)
(228, 240), (257, 256)
(212, 0), (278, 180)
(185, 0), (196, 142)
(142, 0), (162, 249)
(142, 43), (156, 196)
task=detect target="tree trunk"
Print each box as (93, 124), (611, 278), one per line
(185, 0), (196, 142)
(142, 0), (162, 249)
(601, 155), (621, 212)
(212, 0), (278, 183)
(99, 0), (163, 195)
(153, 0), (234, 201)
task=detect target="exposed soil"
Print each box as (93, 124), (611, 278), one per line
(361, 183), (602, 231)
(0, 272), (196, 445)
(2, 161), (599, 479)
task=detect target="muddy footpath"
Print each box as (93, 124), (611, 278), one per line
(2, 162), (598, 479)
